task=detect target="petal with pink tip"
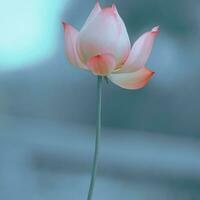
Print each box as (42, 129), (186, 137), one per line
(81, 1), (102, 31)
(121, 26), (159, 72)
(110, 4), (131, 64)
(87, 54), (116, 76)
(77, 5), (130, 65)
(108, 67), (154, 89)
(63, 22), (87, 69)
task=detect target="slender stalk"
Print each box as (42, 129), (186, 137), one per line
(87, 76), (103, 200)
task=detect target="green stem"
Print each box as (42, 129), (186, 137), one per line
(87, 76), (102, 200)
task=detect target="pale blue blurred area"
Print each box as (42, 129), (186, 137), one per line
(0, 0), (68, 69)
(0, 0), (200, 199)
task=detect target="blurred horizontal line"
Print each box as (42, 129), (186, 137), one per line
(1, 114), (200, 183)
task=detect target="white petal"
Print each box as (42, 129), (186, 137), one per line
(77, 5), (130, 65)
(81, 1), (102, 31)
(122, 26), (159, 72)
(63, 22), (87, 69)
(108, 67), (154, 89)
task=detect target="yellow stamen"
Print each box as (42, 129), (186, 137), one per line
(113, 66), (123, 72)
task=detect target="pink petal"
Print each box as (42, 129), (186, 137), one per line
(108, 67), (155, 89)
(111, 4), (131, 64)
(77, 5), (130, 65)
(63, 22), (87, 69)
(122, 26), (159, 72)
(81, 1), (102, 31)
(87, 54), (116, 76)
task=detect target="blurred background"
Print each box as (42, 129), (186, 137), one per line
(1, 0), (200, 199)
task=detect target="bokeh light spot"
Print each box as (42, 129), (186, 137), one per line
(0, 0), (69, 71)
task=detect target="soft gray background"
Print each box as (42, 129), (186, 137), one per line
(0, 0), (200, 199)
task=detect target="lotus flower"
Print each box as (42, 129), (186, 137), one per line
(63, 2), (159, 89)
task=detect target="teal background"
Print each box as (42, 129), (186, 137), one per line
(0, 0), (200, 199)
